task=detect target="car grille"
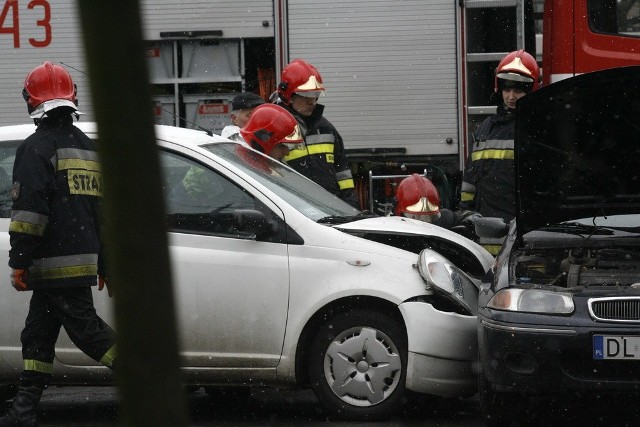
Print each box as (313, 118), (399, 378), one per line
(589, 297), (640, 322)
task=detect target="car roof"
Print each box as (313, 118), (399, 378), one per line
(514, 66), (640, 239)
(0, 122), (231, 146)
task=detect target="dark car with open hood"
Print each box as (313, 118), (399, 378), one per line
(476, 66), (640, 426)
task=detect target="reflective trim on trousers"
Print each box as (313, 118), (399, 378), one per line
(100, 344), (117, 368)
(24, 359), (54, 375)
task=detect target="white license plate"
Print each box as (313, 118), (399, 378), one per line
(593, 335), (640, 360)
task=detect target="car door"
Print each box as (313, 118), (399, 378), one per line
(55, 148), (290, 369)
(161, 150), (290, 368)
(0, 141), (31, 369)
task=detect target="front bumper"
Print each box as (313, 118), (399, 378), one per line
(478, 316), (640, 396)
(399, 301), (478, 398)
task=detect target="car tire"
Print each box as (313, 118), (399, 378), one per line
(307, 309), (407, 421)
(478, 371), (533, 427)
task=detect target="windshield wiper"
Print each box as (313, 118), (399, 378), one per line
(539, 222), (613, 236)
(317, 211), (378, 224)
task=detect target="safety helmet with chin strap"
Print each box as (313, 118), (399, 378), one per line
(277, 59), (325, 105)
(23, 61), (79, 118)
(240, 104), (303, 155)
(394, 174), (441, 223)
(494, 50), (540, 94)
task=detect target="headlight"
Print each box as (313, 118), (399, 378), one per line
(418, 251), (478, 314)
(418, 252), (461, 296)
(425, 260), (463, 297)
(488, 288), (574, 314)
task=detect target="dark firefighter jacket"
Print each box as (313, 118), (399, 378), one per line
(280, 103), (357, 206)
(459, 106), (516, 223)
(9, 114), (104, 289)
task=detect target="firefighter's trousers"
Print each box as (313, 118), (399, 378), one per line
(20, 287), (116, 386)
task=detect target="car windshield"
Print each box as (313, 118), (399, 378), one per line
(201, 143), (360, 221)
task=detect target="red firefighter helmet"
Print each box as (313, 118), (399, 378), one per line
(23, 61), (78, 117)
(240, 104), (303, 156)
(277, 59), (325, 104)
(494, 50), (540, 93)
(394, 174), (441, 223)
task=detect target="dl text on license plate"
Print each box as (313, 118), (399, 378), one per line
(593, 335), (640, 360)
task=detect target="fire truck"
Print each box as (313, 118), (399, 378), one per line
(0, 0), (638, 210)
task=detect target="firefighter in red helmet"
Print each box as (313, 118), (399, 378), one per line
(240, 103), (303, 160)
(395, 174), (442, 222)
(276, 59), (358, 207)
(395, 173), (480, 230)
(182, 104), (302, 200)
(1, 62), (116, 427)
(458, 50), (539, 252)
(22, 61), (80, 120)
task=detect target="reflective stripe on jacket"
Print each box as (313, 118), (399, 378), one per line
(280, 103), (357, 206)
(9, 116), (104, 289)
(459, 107), (516, 222)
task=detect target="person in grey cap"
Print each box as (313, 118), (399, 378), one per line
(221, 92), (265, 143)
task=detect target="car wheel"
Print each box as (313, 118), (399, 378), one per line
(307, 309), (407, 421)
(478, 372), (532, 427)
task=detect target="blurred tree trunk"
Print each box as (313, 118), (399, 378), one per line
(76, 1), (188, 426)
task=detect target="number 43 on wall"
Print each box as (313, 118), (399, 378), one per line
(0, 0), (51, 48)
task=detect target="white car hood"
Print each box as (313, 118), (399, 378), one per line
(334, 216), (494, 276)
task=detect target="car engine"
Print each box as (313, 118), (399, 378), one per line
(514, 247), (640, 288)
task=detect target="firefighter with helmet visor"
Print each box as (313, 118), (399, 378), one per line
(240, 103), (303, 160)
(395, 173), (442, 222)
(458, 50), (539, 253)
(182, 103), (302, 202)
(0, 61), (116, 427)
(276, 59), (358, 207)
(396, 173), (480, 231)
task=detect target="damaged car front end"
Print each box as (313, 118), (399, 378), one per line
(335, 215), (493, 398)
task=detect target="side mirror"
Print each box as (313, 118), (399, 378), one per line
(474, 217), (509, 239)
(234, 209), (272, 239)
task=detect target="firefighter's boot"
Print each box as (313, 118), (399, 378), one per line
(0, 385), (43, 427)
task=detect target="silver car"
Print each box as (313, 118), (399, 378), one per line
(0, 123), (493, 421)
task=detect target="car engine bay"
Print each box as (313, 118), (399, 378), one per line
(514, 246), (640, 288)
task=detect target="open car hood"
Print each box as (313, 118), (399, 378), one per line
(334, 216), (494, 278)
(515, 66), (640, 240)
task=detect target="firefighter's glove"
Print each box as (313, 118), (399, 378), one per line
(98, 276), (113, 297)
(462, 212), (482, 227)
(11, 269), (29, 291)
